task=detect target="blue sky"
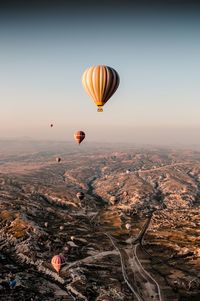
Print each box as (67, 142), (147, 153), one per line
(0, 7), (200, 145)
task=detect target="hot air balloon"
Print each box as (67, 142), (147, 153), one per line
(56, 157), (61, 163)
(110, 196), (117, 205)
(51, 255), (66, 273)
(125, 223), (131, 230)
(74, 131), (85, 145)
(82, 65), (120, 112)
(50, 124), (53, 127)
(76, 192), (85, 201)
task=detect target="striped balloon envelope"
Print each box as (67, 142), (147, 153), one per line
(82, 65), (120, 112)
(51, 255), (66, 273)
(74, 131), (85, 145)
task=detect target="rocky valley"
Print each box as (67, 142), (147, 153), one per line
(0, 140), (200, 301)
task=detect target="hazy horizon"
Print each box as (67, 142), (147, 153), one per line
(1, 1), (200, 145)
(0, 134), (200, 150)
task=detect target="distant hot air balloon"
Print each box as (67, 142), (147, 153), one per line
(56, 157), (61, 163)
(110, 196), (117, 204)
(74, 131), (85, 145)
(125, 223), (131, 230)
(82, 65), (120, 112)
(76, 192), (85, 201)
(50, 124), (53, 127)
(51, 255), (66, 273)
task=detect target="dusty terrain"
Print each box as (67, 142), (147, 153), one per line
(0, 140), (200, 300)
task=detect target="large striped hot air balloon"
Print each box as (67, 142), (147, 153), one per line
(51, 255), (66, 273)
(74, 131), (85, 145)
(82, 65), (120, 112)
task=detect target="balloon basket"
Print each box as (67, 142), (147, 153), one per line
(97, 107), (103, 112)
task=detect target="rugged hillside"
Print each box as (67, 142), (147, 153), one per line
(0, 141), (200, 300)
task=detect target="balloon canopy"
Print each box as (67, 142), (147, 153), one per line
(74, 131), (85, 145)
(51, 255), (66, 273)
(82, 65), (120, 112)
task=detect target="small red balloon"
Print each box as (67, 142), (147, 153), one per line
(74, 131), (85, 145)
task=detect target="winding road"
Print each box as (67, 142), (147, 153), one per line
(106, 214), (163, 301)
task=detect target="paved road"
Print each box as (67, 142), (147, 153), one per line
(137, 162), (192, 174)
(106, 215), (163, 301)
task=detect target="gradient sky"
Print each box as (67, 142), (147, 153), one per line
(0, 1), (200, 145)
